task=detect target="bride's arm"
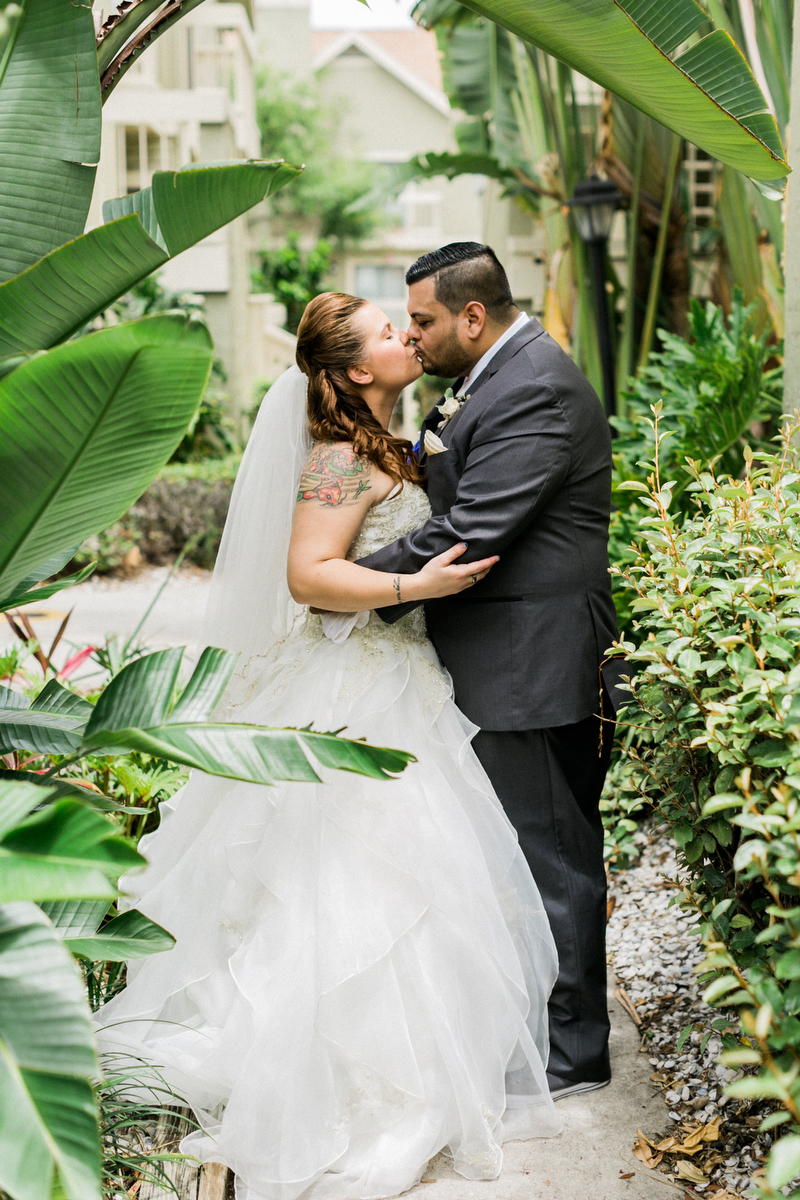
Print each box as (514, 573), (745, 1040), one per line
(287, 443), (498, 612)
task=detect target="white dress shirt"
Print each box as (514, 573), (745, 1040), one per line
(460, 311), (530, 397)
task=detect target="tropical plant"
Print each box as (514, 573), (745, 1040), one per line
(253, 232), (334, 334)
(608, 293), (782, 632)
(606, 417), (800, 1198)
(0, 645), (414, 1200)
(408, 0), (786, 403)
(700, 1), (790, 337)
(451, 0), (787, 185)
(0, 0), (301, 623)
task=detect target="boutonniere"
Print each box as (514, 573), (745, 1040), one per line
(436, 387), (470, 431)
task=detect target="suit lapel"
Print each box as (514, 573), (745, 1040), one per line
(417, 378), (463, 465)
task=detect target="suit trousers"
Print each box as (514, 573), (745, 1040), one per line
(472, 707), (612, 1084)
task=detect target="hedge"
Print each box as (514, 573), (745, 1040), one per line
(610, 413), (800, 1198)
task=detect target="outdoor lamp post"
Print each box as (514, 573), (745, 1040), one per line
(567, 176), (625, 421)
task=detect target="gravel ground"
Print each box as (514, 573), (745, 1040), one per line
(607, 826), (782, 1197)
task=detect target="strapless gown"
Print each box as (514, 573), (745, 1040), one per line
(97, 482), (561, 1200)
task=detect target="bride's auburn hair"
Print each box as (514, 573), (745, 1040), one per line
(296, 292), (424, 487)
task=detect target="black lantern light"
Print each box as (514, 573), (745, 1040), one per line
(567, 176), (625, 422)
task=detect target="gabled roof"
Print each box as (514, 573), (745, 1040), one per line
(313, 30), (452, 119)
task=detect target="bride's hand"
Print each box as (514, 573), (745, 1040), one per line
(413, 543), (499, 599)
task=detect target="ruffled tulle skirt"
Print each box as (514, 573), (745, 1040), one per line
(97, 613), (561, 1199)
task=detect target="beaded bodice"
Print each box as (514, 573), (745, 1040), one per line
(307, 482), (432, 649)
(348, 482), (431, 560)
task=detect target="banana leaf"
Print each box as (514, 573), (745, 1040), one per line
(458, 0), (788, 186)
(0, 647), (416, 785)
(0, 545), (96, 615)
(0, 783), (144, 904)
(40, 901), (175, 962)
(0, 313), (214, 597)
(0, 161), (302, 358)
(0, 681), (93, 757)
(0, 902), (102, 1200)
(81, 647), (416, 783)
(0, 0), (101, 283)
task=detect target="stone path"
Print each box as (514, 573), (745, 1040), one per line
(414, 973), (675, 1200)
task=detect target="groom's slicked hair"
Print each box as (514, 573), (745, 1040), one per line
(406, 243), (515, 323)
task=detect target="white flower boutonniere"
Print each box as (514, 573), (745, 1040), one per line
(436, 387), (470, 431)
(424, 430), (448, 456)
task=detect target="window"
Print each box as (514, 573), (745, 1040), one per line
(121, 127), (180, 194)
(354, 265), (406, 302)
(399, 184), (441, 235)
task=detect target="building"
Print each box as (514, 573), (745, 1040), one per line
(255, 1), (544, 327)
(90, 0), (293, 427)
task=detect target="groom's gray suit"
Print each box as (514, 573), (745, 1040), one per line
(358, 316), (618, 1084)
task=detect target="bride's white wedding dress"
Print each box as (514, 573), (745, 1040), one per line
(98, 481), (562, 1200)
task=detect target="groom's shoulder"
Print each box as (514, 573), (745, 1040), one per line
(482, 322), (599, 410)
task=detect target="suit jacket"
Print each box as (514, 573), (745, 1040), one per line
(357, 317), (619, 731)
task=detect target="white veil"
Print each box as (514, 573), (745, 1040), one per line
(201, 365), (312, 710)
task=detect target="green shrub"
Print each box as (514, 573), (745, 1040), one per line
(609, 414), (800, 1198)
(610, 292), (782, 634)
(252, 232), (333, 334)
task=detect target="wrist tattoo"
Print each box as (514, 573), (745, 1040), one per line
(393, 576), (403, 605)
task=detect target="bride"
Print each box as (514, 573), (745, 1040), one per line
(98, 292), (562, 1200)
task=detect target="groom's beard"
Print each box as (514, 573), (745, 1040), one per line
(418, 326), (474, 380)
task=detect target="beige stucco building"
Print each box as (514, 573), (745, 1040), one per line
(89, 0), (566, 427)
(256, 0), (544, 331)
(90, 0), (293, 427)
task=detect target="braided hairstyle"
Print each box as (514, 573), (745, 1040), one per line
(295, 292), (424, 488)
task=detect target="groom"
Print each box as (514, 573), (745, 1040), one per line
(357, 242), (619, 1098)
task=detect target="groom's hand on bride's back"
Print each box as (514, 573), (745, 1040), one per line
(416, 543), (498, 599)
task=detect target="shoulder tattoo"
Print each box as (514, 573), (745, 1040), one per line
(297, 442), (372, 507)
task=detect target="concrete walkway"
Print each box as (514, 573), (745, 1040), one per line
(414, 973), (676, 1200)
(1, 566), (213, 678)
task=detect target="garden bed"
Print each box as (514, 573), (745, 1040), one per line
(74, 457), (240, 574)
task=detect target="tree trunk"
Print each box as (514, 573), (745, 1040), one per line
(783, 4), (800, 415)
(138, 1107), (234, 1200)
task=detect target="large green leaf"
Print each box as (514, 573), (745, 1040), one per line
(85, 646), (237, 742)
(85, 646), (185, 737)
(104, 161), (303, 257)
(81, 722), (416, 785)
(166, 646), (238, 723)
(0, 545), (96, 615)
(450, 0), (788, 183)
(0, 902), (102, 1200)
(0, 782), (144, 904)
(40, 900), (175, 962)
(0, 313), (213, 596)
(39, 900), (112, 940)
(0, 681), (93, 757)
(64, 909), (175, 962)
(0, 648), (415, 786)
(0, 0), (101, 283)
(0, 161), (302, 358)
